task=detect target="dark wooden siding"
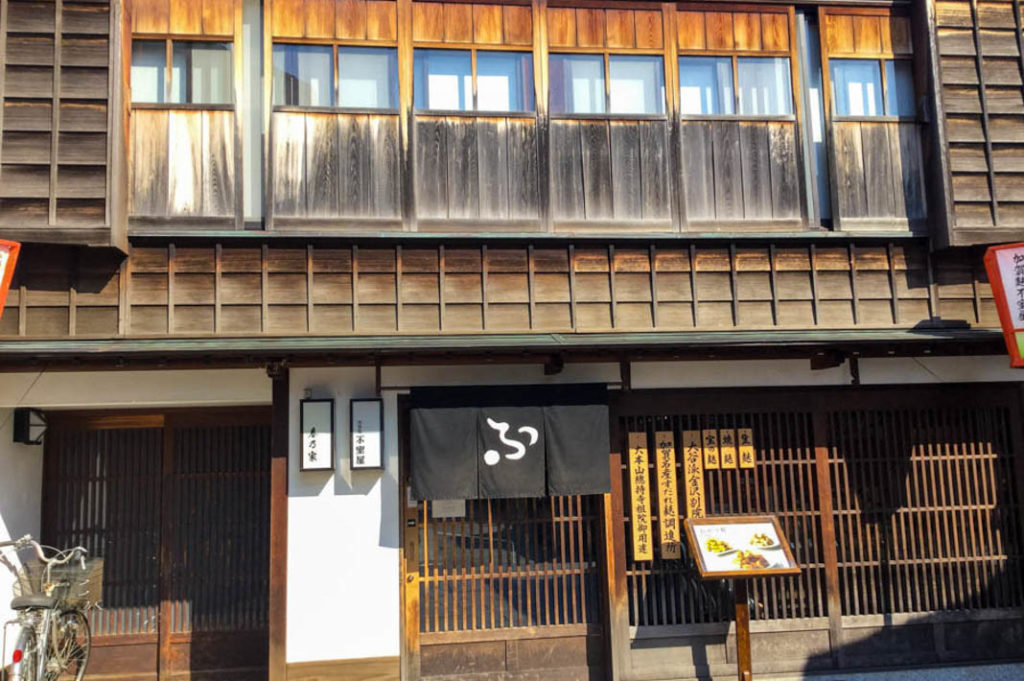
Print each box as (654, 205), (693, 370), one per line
(0, 0), (121, 247)
(934, 0), (1024, 244)
(0, 240), (999, 339)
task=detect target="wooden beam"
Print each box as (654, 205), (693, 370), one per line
(268, 363), (289, 681)
(813, 410), (842, 667)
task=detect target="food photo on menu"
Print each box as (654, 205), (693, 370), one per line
(692, 521), (794, 572)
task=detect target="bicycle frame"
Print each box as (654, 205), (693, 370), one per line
(4, 607), (54, 681)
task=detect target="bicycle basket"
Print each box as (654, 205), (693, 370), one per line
(12, 558), (103, 609)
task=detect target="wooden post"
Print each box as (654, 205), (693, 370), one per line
(734, 580), (752, 681)
(268, 363), (289, 681)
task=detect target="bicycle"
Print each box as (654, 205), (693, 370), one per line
(0, 536), (99, 681)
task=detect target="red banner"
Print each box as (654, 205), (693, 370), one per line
(983, 243), (1024, 368)
(0, 240), (21, 321)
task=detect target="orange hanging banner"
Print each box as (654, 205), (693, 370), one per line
(0, 240), (21, 321)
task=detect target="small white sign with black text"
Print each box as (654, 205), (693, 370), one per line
(351, 399), (383, 470)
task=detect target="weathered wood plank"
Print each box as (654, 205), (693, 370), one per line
(167, 111), (203, 216)
(338, 114), (370, 216)
(366, 1), (397, 41)
(712, 121), (742, 219)
(610, 121), (641, 220)
(680, 121), (714, 220)
(502, 5), (532, 45)
(202, 0), (234, 36)
(861, 121), (897, 217)
(833, 121), (868, 219)
(767, 122), (800, 219)
(305, 113), (340, 217)
(639, 120), (669, 220)
(414, 117), (448, 219)
(580, 120), (612, 220)
(894, 121), (926, 219)
(202, 110), (235, 216)
(445, 117), (480, 218)
(272, 113), (306, 216)
(477, 118), (510, 220)
(739, 121), (772, 219)
(507, 118), (540, 219)
(550, 121), (584, 221)
(547, 8), (577, 48)
(336, 0), (367, 39)
(131, 110), (169, 215)
(473, 4), (502, 44)
(368, 115), (401, 217)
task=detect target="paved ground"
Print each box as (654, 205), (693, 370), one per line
(762, 663), (1024, 681)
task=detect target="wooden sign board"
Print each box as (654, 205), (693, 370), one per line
(738, 428), (755, 468)
(681, 430), (705, 518)
(984, 243), (1024, 367)
(300, 398), (335, 471)
(654, 431), (681, 559)
(684, 515), (801, 579)
(702, 429), (720, 469)
(0, 240), (21, 321)
(720, 429), (737, 469)
(628, 432), (653, 561)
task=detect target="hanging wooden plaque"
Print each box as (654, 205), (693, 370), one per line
(702, 429), (720, 469)
(628, 432), (653, 561)
(682, 430), (706, 519)
(720, 429), (737, 469)
(654, 430), (681, 559)
(738, 428), (756, 468)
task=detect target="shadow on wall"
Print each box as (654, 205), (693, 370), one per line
(801, 402), (1024, 674)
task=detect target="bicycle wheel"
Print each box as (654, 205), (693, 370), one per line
(47, 610), (90, 681)
(14, 626), (39, 681)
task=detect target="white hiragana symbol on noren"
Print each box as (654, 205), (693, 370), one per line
(483, 418), (539, 466)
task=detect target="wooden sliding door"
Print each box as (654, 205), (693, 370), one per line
(42, 408), (272, 681)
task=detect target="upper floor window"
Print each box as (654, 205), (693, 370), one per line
(550, 54), (665, 116)
(830, 58), (915, 117)
(272, 45), (398, 109)
(679, 56), (792, 116)
(413, 49), (534, 113)
(131, 39), (232, 105)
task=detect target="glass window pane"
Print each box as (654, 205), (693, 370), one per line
(273, 44), (333, 107)
(132, 40), (166, 103)
(885, 59), (915, 117)
(477, 51), (534, 112)
(549, 54), (605, 115)
(171, 41), (233, 105)
(737, 57), (792, 115)
(830, 59), (882, 116)
(609, 55), (665, 115)
(678, 56), (733, 115)
(414, 49), (471, 111)
(339, 47), (398, 109)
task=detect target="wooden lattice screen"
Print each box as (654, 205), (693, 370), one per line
(417, 496), (602, 633)
(620, 413), (826, 626)
(614, 386), (1024, 633)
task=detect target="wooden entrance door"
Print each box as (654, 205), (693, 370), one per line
(42, 409), (272, 681)
(399, 401), (610, 681)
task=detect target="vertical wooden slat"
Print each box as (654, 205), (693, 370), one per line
(268, 367), (289, 681)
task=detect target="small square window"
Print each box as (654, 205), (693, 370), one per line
(830, 59), (883, 117)
(679, 56), (733, 115)
(476, 52), (534, 113)
(414, 49), (472, 111)
(132, 40), (166, 104)
(339, 47), (398, 109)
(737, 57), (792, 116)
(609, 55), (665, 115)
(549, 54), (605, 115)
(273, 44), (333, 107)
(885, 59), (915, 117)
(171, 41), (233, 105)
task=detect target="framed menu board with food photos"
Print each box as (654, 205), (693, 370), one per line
(684, 515), (801, 579)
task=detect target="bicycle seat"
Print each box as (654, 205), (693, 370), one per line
(10, 595), (56, 610)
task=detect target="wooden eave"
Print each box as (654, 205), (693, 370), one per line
(0, 328), (1005, 371)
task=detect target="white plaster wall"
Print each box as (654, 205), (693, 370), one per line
(0, 410), (43, 662)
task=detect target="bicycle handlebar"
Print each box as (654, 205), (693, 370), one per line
(0, 535), (88, 569)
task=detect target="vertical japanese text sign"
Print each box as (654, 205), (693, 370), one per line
(300, 398), (335, 471)
(702, 429), (720, 469)
(738, 428), (756, 469)
(0, 240), (21, 321)
(655, 431), (681, 559)
(720, 429), (737, 469)
(350, 398), (384, 470)
(628, 432), (653, 561)
(682, 431), (706, 519)
(984, 243), (1024, 367)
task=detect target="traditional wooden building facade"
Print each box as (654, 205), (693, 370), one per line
(2, 0), (1024, 680)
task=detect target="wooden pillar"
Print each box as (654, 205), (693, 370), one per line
(813, 411), (842, 667)
(733, 580), (751, 681)
(268, 363), (290, 681)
